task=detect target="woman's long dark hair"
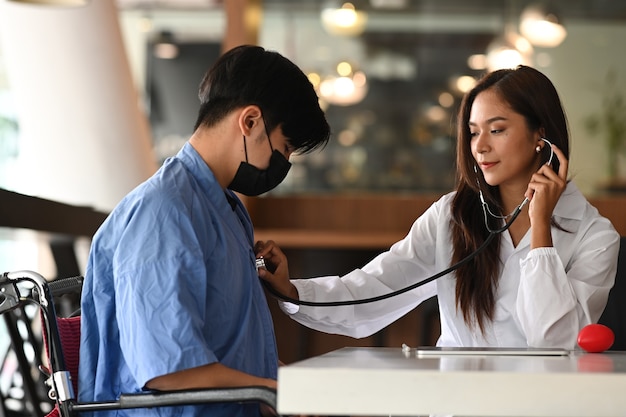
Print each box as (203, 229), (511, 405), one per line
(451, 65), (570, 332)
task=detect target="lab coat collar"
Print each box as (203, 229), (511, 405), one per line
(552, 182), (585, 222)
(504, 182), (584, 253)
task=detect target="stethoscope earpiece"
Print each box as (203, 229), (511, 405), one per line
(540, 137), (555, 167)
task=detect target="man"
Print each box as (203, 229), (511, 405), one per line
(78, 45), (331, 417)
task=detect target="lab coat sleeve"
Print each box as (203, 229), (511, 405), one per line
(279, 196), (450, 339)
(516, 212), (620, 349)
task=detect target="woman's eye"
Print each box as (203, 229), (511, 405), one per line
(469, 131), (479, 137)
(491, 129), (503, 134)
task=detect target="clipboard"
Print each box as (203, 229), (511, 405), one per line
(415, 346), (570, 357)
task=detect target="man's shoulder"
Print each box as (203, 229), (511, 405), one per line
(120, 165), (197, 211)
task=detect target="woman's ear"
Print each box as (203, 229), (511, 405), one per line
(532, 128), (546, 150)
(537, 127), (546, 140)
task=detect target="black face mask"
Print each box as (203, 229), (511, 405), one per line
(228, 137), (292, 196)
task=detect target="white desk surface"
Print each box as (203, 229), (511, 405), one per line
(277, 346), (626, 416)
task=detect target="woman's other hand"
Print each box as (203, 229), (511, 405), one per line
(254, 240), (299, 301)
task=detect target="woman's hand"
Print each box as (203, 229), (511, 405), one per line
(254, 240), (299, 301)
(525, 144), (568, 248)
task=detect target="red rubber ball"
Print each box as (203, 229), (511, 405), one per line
(577, 324), (615, 353)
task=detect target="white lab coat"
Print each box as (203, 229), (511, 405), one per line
(280, 182), (620, 349)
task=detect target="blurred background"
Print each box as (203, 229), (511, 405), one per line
(1, 1), (626, 415)
(117, 0), (626, 196)
(2, 0), (626, 208)
(2, 0), (625, 284)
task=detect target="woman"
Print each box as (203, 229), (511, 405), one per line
(257, 65), (620, 349)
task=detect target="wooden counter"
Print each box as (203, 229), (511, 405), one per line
(253, 229), (404, 249)
(250, 193), (626, 248)
(589, 194), (626, 236)
(249, 193), (440, 249)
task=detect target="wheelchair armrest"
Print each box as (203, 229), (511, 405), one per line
(120, 386), (277, 408)
(70, 386), (279, 414)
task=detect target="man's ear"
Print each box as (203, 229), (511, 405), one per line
(239, 105), (263, 136)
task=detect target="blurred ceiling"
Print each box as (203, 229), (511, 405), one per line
(115, 0), (626, 194)
(115, 0), (626, 22)
(116, 0), (626, 92)
(116, 0), (220, 9)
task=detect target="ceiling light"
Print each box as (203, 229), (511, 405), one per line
(307, 72), (322, 89)
(425, 105), (447, 122)
(467, 54), (487, 70)
(520, 4), (567, 48)
(455, 75), (476, 94)
(438, 92), (454, 108)
(137, 15), (154, 33)
(321, 2), (368, 37)
(152, 31), (179, 60)
(486, 31), (533, 71)
(318, 61), (368, 106)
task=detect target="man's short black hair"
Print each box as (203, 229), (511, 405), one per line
(194, 45), (330, 154)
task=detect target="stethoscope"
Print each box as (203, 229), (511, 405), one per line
(478, 137), (554, 234)
(262, 138), (555, 307)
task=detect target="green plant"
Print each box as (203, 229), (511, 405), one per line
(0, 114), (17, 132)
(584, 70), (626, 180)
(0, 115), (19, 159)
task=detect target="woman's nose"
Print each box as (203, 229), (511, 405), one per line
(472, 132), (489, 153)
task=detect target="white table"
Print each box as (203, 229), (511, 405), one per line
(277, 346), (626, 416)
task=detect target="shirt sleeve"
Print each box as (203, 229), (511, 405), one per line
(279, 197), (448, 339)
(516, 219), (620, 349)
(112, 199), (218, 388)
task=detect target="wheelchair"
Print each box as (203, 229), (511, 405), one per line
(0, 270), (280, 417)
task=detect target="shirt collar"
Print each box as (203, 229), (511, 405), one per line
(224, 192), (238, 211)
(175, 142), (239, 212)
(552, 181), (585, 221)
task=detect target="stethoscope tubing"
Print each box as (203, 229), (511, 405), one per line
(262, 208), (523, 307)
(265, 139), (552, 307)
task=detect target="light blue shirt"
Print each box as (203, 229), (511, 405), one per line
(79, 142), (278, 417)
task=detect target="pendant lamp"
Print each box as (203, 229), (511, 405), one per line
(520, 4), (567, 48)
